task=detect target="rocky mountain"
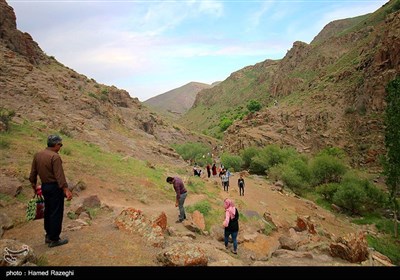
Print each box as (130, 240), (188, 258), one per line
(179, 0), (400, 169)
(0, 0), (216, 164)
(0, 0), (397, 268)
(144, 82), (213, 120)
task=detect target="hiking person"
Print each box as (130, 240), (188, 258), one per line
(166, 176), (187, 223)
(238, 174), (245, 196)
(206, 164), (211, 178)
(221, 170), (229, 192)
(29, 134), (72, 248)
(212, 162), (217, 177)
(223, 198), (239, 254)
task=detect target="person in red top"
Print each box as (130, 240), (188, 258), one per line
(166, 176), (187, 223)
(29, 135), (72, 248)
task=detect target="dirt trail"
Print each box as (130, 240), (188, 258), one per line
(2, 172), (360, 266)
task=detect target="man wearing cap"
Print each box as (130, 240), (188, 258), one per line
(29, 134), (72, 248)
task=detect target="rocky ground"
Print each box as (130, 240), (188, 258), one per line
(1, 172), (389, 268)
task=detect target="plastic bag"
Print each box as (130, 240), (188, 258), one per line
(26, 195), (45, 221)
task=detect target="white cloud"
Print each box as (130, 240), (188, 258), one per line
(248, 0), (275, 29)
(198, 0), (224, 17)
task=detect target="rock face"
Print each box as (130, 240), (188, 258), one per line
(0, 0), (47, 65)
(330, 232), (369, 263)
(115, 208), (166, 248)
(182, 1), (400, 168)
(157, 243), (208, 266)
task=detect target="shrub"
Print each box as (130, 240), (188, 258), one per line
(247, 100), (262, 112)
(341, 173), (388, 212)
(219, 117), (233, 132)
(333, 183), (366, 214)
(0, 107), (15, 131)
(317, 147), (346, 159)
(240, 146), (260, 169)
(316, 183), (340, 202)
(249, 145), (300, 175)
(221, 153), (243, 172)
(186, 200), (212, 216)
(310, 154), (347, 185)
(269, 164), (304, 192)
(269, 159), (311, 193)
(173, 142), (210, 164)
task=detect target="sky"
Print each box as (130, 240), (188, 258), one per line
(7, 0), (388, 101)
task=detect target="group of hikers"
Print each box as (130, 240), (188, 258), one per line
(193, 162), (245, 196)
(30, 134), (241, 255)
(167, 173), (240, 255)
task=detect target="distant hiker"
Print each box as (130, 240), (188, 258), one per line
(238, 174), (245, 196)
(274, 99), (278, 106)
(221, 170), (229, 192)
(29, 135), (72, 248)
(212, 163), (217, 177)
(223, 198), (239, 254)
(226, 169), (231, 188)
(166, 176), (187, 223)
(206, 164), (211, 178)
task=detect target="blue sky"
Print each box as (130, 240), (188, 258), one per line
(8, 0), (388, 101)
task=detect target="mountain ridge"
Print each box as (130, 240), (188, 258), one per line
(144, 81), (213, 120)
(179, 0), (400, 169)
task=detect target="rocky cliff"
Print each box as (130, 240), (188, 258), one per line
(181, 0), (400, 168)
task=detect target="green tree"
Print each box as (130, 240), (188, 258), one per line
(247, 100), (262, 113)
(384, 76), (400, 238)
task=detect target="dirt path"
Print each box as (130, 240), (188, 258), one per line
(2, 172), (361, 266)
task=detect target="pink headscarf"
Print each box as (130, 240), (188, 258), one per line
(224, 198), (236, 220)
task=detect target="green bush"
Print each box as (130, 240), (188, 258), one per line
(221, 153), (243, 172)
(240, 146), (260, 169)
(249, 145), (300, 175)
(270, 164), (305, 192)
(316, 183), (340, 202)
(247, 100), (262, 113)
(341, 173), (388, 212)
(269, 159), (311, 193)
(249, 155), (270, 175)
(0, 107), (15, 131)
(316, 147), (346, 159)
(310, 154), (347, 185)
(333, 183), (366, 214)
(173, 142), (210, 164)
(186, 200), (212, 216)
(219, 117), (233, 132)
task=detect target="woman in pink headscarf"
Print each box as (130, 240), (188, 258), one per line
(222, 198), (239, 254)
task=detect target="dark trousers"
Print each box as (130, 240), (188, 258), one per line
(42, 182), (64, 241)
(239, 186), (244, 196)
(224, 230), (238, 251)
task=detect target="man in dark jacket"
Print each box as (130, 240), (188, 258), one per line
(29, 135), (72, 248)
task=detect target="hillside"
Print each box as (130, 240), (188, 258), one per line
(0, 0), (398, 269)
(179, 0), (400, 169)
(144, 82), (213, 120)
(0, 0), (216, 165)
